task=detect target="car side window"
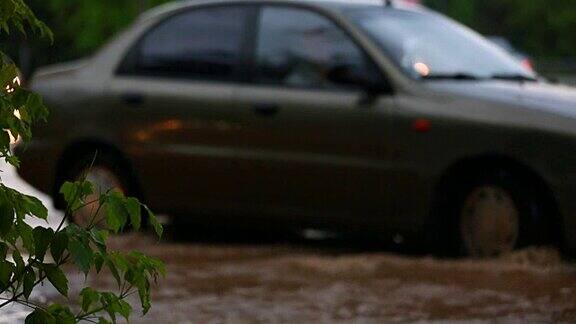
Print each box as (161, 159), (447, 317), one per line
(254, 6), (379, 90)
(123, 6), (249, 81)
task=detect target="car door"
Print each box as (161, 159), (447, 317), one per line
(233, 5), (397, 229)
(108, 5), (253, 214)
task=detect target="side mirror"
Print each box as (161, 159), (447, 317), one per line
(327, 64), (391, 95)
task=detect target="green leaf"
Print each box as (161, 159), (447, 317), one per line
(44, 264), (68, 296)
(60, 181), (94, 210)
(126, 197), (141, 231)
(146, 207), (163, 238)
(137, 276), (152, 315)
(47, 304), (75, 324)
(11, 88), (49, 123)
(17, 221), (35, 254)
(33, 226), (54, 262)
(90, 228), (108, 252)
(0, 132), (10, 150)
(0, 200), (14, 238)
(25, 309), (53, 324)
(58, 182), (75, 202)
(0, 1), (16, 19)
(100, 292), (118, 322)
(0, 242), (8, 259)
(0, 63), (17, 86)
(50, 231), (68, 262)
(129, 251), (166, 278)
(117, 299), (133, 321)
(68, 236), (93, 275)
(6, 153), (20, 168)
(100, 291), (133, 321)
(0, 261), (14, 290)
(104, 191), (130, 233)
(23, 195), (48, 220)
(109, 252), (129, 273)
(104, 252), (130, 286)
(80, 287), (101, 312)
(94, 253), (104, 273)
(23, 268), (35, 299)
(12, 248), (25, 276)
(0, 21), (8, 34)
(106, 259), (121, 287)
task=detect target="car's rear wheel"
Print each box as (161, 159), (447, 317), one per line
(61, 151), (134, 229)
(440, 167), (553, 258)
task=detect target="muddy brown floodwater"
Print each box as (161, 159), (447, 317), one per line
(1, 164), (573, 323)
(52, 231), (574, 324)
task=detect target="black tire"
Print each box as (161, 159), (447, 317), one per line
(57, 149), (140, 229)
(438, 167), (553, 257)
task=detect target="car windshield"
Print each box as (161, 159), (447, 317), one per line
(345, 8), (536, 81)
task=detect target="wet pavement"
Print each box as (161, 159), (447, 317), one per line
(85, 232), (575, 323)
(1, 162), (576, 323)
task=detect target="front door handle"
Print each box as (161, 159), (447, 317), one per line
(253, 103), (279, 117)
(121, 93), (145, 106)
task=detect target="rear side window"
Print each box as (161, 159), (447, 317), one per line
(121, 6), (250, 81)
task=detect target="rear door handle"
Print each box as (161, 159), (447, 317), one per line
(121, 93), (145, 106)
(253, 103), (279, 117)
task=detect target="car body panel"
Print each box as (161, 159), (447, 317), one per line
(106, 77), (245, 214)
(233, 84), (397, 228)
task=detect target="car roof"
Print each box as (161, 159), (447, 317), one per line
(138, 0), (424, 22)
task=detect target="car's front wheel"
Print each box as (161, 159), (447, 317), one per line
(440, 168), (554, 258)
(459, 184), (520, 257)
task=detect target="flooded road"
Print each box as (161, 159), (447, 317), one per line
(76, 231), (574, 323)
(1, 162), (575, 323)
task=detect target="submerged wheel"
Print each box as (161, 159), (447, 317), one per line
(439, 166), (555, 258)
(460, 185), (519, 257)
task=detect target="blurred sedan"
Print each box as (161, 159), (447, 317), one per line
(16, 0), (576, 257)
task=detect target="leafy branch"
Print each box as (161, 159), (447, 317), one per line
(0, 1), (165, 323)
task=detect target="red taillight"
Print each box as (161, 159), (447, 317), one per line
(413, 119), (431, 133)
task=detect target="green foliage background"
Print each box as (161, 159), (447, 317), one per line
(425, 0), (576, 58)
(1, 0), (171, 76)
(27, 0), (170, 59)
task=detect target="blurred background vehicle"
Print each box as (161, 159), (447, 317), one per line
(11, 0), (576, 258)
(486, 36), (535, 72)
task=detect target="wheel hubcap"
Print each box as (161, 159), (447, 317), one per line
(72, 166), (124, 228)
(460, 186), (519, 257)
